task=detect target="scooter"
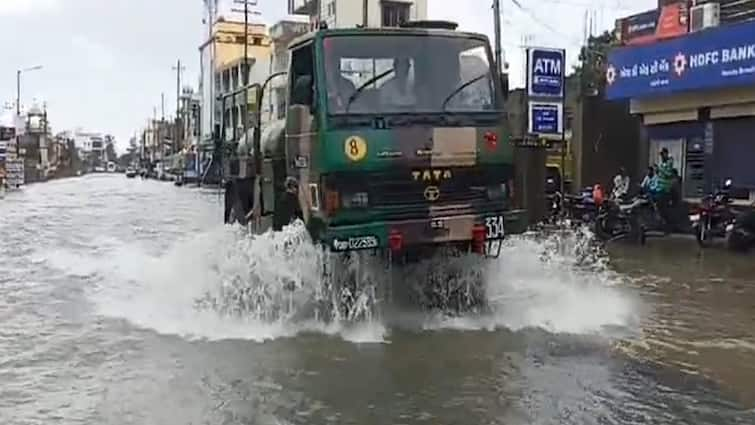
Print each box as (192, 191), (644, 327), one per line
(726, 208), (755, 253)
(691, 179), (735, 247)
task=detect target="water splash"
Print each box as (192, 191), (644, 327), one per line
(417, 225), (640, 335)
(40, 220), (639, 343)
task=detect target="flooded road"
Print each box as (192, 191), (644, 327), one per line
(1, 175), (754, 424)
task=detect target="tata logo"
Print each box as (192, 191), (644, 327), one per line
(412, 169), (453, 182)
(424, 186), (441, 202)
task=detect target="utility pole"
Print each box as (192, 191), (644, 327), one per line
(493, 0), (503, 74)
(363, 0), (368, 27)
(173, 59), (185, 153)
(243, 0), (249, 142)
(16, 71), (21, 117)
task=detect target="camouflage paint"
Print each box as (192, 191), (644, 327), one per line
(273, 28), (526, 252)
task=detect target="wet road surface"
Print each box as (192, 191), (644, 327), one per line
(1, 175), (754, 424)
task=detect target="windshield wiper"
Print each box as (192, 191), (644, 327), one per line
(345, 68), (394, 113)
(441, 73), (490, 111)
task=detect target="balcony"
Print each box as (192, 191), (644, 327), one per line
(288, 0), (318, 16)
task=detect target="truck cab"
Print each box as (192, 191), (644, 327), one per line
(230, 23), (527, 258)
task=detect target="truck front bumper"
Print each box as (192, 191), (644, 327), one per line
(322, 209), (527, 253)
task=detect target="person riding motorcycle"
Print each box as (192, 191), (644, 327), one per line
(611, 167), (630, 201)
(640, 166), (658, 195)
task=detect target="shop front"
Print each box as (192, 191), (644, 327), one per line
(606, 19), (755, 201)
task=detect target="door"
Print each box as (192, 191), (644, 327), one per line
(649, 138), (685, 180)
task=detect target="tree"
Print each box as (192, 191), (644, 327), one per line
(572, 30), (618, 98)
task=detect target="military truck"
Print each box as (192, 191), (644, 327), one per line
(223, 21), (526, 265)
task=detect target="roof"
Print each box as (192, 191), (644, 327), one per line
(288, 26), (489, 50)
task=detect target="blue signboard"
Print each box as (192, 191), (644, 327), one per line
(528, 48), (566, 98)
(528, 102), (563, 136)
(606, 19), (755, 99)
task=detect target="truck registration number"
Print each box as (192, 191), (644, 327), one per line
(485, 216), (505, 239)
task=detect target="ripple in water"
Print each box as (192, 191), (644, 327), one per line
(39, 221), (641, 343)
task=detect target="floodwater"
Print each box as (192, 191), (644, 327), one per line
(1, 174), (754, 425)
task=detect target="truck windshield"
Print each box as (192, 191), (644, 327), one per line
(323, 34), (496, 115)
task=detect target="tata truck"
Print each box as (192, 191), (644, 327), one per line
(221, 21), (527, 311)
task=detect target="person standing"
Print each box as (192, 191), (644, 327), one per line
(655, 148), (676, 232)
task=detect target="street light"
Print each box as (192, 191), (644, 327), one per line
(17, 65), (43, 116)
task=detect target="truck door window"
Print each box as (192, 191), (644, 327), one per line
(289, 43), (314, 107)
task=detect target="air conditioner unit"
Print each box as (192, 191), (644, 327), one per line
(690, 3), (720, 32)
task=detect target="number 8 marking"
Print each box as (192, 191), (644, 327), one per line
(344, 136), (367, 162)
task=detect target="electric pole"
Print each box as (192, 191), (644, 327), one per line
(173, 59), (185, 153)
(363, 0), (368, 27)
(244, 0), (249, 142)
(493, 0), (503, 74)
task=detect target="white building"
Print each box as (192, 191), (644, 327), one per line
(288, 0), (428, 29)
(266, 18), (310, 124)
(71, 129), (105, 162)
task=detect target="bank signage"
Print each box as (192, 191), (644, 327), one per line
(606, 19), (755, 99)
(528, 102), (563, 137)
(527, 48), (565, 98)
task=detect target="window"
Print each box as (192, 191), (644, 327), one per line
(382, 1), (410, 27)
(289, 43), (315, 107)
(327, 1), (336, 16)
(323, 35), (496, 115)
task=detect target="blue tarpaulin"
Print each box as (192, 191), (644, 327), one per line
(606, 20), (755, 99)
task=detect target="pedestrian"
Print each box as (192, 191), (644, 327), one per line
(655, 148), (676, 232)
(273, 176), (303, 231)
(611, 167), (630, 200)
(640, 166), (656, 194)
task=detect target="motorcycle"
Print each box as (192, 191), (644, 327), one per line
(690, 179), (735, 247)
(594, 195), (646, 244)
(726, 207), (755, 253)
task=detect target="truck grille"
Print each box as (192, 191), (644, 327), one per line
(325, 166), (512, 221)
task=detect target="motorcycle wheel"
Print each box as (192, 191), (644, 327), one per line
(696, 216), (713, 248)
(594, 216), (613, 241)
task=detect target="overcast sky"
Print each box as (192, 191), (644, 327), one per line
(0, 0), (654, 151)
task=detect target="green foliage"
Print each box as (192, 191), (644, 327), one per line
(572, 30), (619, 97)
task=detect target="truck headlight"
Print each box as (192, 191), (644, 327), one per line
(342, 192), (369, 208)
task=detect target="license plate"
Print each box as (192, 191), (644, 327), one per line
(430, 218), (447, 229)
(485, 216), (505, 239)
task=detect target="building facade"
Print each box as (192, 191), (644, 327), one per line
(289, 0), (428, 29)
(266, 19), (310, 124)
(199, 3), (271, 149)
(607, 1), (755, 202)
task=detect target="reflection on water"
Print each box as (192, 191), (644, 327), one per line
(610, 238), (755, 408)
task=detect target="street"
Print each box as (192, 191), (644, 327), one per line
(1, 174), (754, 424)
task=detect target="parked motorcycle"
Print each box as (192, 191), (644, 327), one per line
(690, 179), (735, 247)
(726, 207), (755, 253)
(594, 196), (646, 244)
